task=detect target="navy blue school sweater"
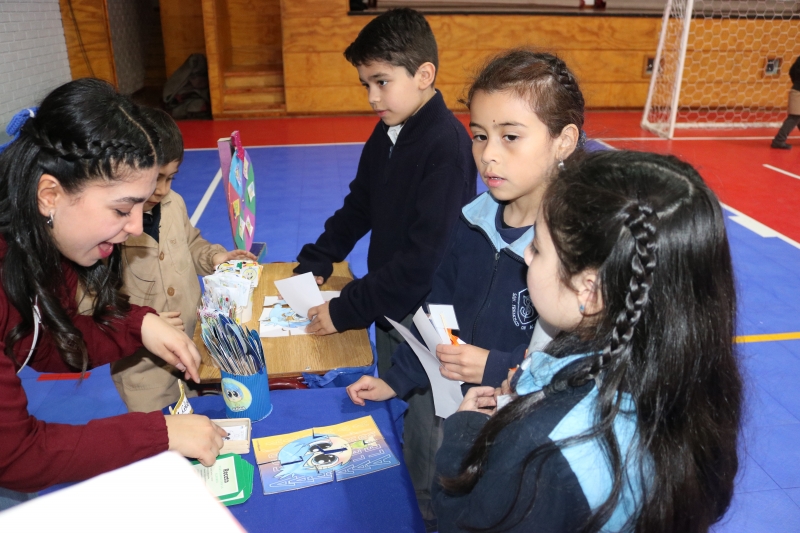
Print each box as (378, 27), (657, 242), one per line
(432, 352), (647, 533)
(294, 91), (476, 332)
(383, 192), (536, 399)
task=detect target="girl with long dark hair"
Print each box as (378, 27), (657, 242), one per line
(0, 79), (226, 507)
(432, 150), (743, 533)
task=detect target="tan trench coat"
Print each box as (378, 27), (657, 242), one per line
(111, 190), (226, 412)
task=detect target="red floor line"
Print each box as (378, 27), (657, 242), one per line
(37, 372), (90, 381)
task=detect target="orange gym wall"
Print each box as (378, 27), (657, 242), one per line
(60, 0), (800, 116)
(280, 0), (664, 113)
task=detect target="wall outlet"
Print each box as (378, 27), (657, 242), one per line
(643, 57), (656, 77)
(765, 58), (782, 77)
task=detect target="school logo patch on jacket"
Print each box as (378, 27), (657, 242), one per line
(512, 288), (535, 328)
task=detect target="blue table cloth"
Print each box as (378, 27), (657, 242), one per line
(191, 388), (424, 533)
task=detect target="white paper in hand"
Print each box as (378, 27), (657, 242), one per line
(427, 304), (459, 344)
(273, 272), (324, 318)
(386, 316), (463, 418)
(413, 307), (445, 353)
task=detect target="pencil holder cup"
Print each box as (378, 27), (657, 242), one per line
(220, 366), (272, 421)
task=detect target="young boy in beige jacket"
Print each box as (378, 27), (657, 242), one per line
(111, 108), (255, 412)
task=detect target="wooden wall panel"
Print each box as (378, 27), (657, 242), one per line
(284, 85), (371, 113)
(160, 0), (206, 78)
(472, 16), (659, 51)
(282, 16), (368, 54)
(58, 0), (116, 84)
(281, 5), (662, 113)
(201, 0), (227, 118)
(227, 0), (283, 67)
(281, 0), (348, 18)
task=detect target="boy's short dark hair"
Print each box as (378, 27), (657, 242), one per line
(344, 8), (438, 79)
(141, 107), (184, 164)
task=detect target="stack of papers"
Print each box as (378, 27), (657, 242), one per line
(192, 453), (254, 506)
(386, 305), (465, 418)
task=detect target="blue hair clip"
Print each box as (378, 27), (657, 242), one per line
(0, 107), (38, 153)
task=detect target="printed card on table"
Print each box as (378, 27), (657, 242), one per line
(252, 416), (399, 495)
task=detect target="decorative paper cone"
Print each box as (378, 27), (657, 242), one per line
(220, 367), (272, 421)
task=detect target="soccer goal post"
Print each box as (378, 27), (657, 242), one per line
(641, 0), (800, 138)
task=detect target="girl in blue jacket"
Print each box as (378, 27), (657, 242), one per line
(346, 49), (585, 519)
(433, 150), (742, 533)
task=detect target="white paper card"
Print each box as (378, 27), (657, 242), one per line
(386, 316), (463, 418)
(223, 425), (248, 441)
(413, 307), (445, 354)
(320, 290), (340, 302)
(427, 304), (459, 343)
(263, 295), (280, 306)
(193, 455), (238, 497)
(259, 324), (289, 337)
(273, 272), (324, 318)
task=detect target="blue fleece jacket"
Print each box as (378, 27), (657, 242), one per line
(432, 351), (648, 533)
(293, 91), (476, 332)
(383, 192), (536, 399)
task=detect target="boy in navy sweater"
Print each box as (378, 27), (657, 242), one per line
(296, 8), (476, 375)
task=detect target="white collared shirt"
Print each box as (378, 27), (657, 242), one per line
(387, 124), (404, 144)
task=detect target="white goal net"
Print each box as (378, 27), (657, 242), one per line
(642, 0), (800, 138)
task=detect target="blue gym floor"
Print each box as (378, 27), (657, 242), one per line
(20, 142), (800, 532)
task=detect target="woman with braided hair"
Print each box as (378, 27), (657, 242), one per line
(0, 79), (226, 507)
(432, 150), (742, 533)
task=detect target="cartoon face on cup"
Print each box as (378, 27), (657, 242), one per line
(221, 378), (253, 412)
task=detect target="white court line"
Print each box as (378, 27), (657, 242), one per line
(184, 141), (364, 152)
(722, 203), (800, 250)
(189, 168), (222, 226)
(591, 139), (618, 150)
(763, 164), (800, 181)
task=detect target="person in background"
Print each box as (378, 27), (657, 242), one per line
(771, 55), (800, 149)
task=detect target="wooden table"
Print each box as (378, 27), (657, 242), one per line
(194, 261), (374, 383)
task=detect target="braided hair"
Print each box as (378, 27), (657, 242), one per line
(440, 151), (741, 533)
(465, 49), (585, 146)
(0, 78), (159, 372)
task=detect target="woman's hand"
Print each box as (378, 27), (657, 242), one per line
(164, 415), (228, 466)
(212, 249), (258, 267)
(437, 343), (490, 384)
(346, 376), (397, 406)
(141, 313), (201, 383)
(457, 386), (497, 415)
(159, 311), (184, 331)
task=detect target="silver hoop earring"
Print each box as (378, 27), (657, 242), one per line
(46, 211), (54, 228)
(558, 159), (566, 171)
